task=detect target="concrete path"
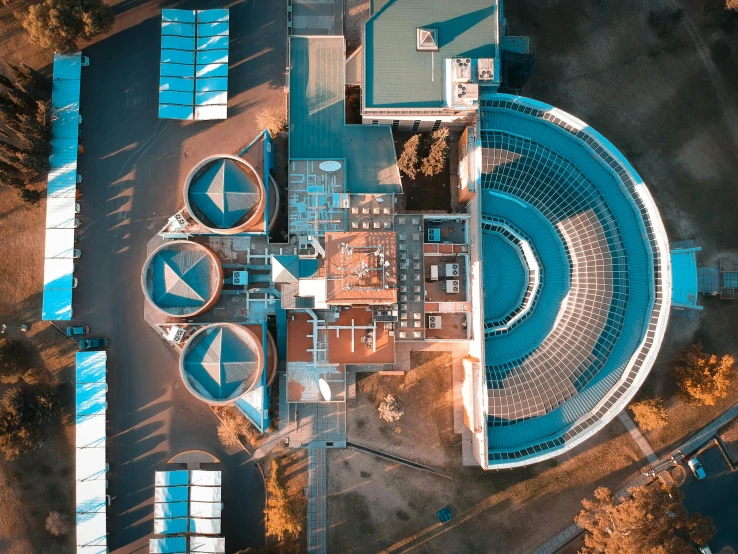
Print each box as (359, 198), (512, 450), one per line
(307, 447), (327, 554)
(533, 401), (738, 554)
(618, 411), (659, 467)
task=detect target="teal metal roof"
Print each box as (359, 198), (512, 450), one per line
(479, 95), (671, 467)
(289, 36), (401, 194)
(482, 234), (525, 321)
(189, 159), (262, 228)
(183, 325), (261, 400)
(152, 247), (211, 307)
(364, 0), (497, 108)
(671, 248), (701, 309)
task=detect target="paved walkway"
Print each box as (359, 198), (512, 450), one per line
(307, 447), (327, 554)
(533, 401), (738, 554)
(618, 411), (659, 467)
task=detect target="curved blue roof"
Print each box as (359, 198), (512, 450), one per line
(479, 95), (671, 468)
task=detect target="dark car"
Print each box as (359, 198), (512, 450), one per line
(79, 337), (108, 350)
(66, 325), (90, 337)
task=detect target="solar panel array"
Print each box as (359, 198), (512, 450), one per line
(43, 53), (82, 321)
(159, 9), (229, 120)
(76, 352), (108, 553)
(150, 470), (224, 553)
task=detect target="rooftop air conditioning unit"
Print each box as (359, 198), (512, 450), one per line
(454, 58), (472, 81)
(446, 279), (460, 294)
(232, 271), (247, 285)
(428, 315), (442, 329)
(446, 263), (459, 277)
(167, 326), (185, 344)
(478, 58), (495, 81)
(168, 212), (188, 231)
(298, 236), (308, 250)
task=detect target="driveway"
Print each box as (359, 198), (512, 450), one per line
(74, 0), (286, 551)
(681, 445), (738, 552)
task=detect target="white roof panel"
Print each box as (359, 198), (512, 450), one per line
(197, 22), (229, 37)
(159, 105), (195, 120)
(155, 486), (189, 503)
(42, 288), (72, 320)
(154, 518), (188, 535)
(162, 35), (196, 50)
(155, 470), (189, 487)
(47, 169), (77, 198)
(161, 49), (195, 65)
(76, 511), (107, 546)
(76, 545), (108, 553)
(197, 35), (228, 51)
(162, 9), (196, 23)
(49, 139), (79, 168)
(154, 502), (189, 519)
(77, 447), (107, 482)
(46, 197), (77, 229)
(189, 536), (225, 553)
(162, 21), (196, 37)
(194, 105), (228, 120)
(76, 351), (107, 383)
(44, 258), (75, 289)
(150, 537), (187, 554)
(195, 77), (228, 93)
(76, 415), (106, 448)
(45, 228), (76, 258)
(188, 502), (222, 518)
(196, 63), (228, 79)
(190, 485), (221, 502)
(189, 517), (221, 535)
(76, 382), (106, 416)
(189, 470), (221, 487)
(76, 479), (107, 513)
(160, 77), (195, 92)
(197, 9), (229, 23)
(161, 63), (195, 78)
(196, 50), (228, 65)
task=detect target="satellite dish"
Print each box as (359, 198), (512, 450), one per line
(319, 160), (342, 172)
(318, 378), (332, 401)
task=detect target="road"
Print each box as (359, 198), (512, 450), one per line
(682, 446), (738, 552)
(74, 0), (287, 551)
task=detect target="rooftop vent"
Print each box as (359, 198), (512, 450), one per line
(478, 58), (495, 81)
(416, 27), (439, 51)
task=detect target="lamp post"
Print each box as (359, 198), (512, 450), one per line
(1, 324), (28, 334)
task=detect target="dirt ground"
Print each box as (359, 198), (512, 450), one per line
(330, 350), (644, 554)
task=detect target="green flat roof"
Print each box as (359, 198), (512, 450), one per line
(364, 0), (497, 108)
(289, 36), (401, 194)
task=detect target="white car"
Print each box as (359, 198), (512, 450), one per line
(688, 457), (706, 479)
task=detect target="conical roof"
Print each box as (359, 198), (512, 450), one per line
(182, 324), (263, 400)
(152, 248), (211, 307)
(189, 159), (262, 229)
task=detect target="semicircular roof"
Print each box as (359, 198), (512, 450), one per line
(142, 241), (222, 317)
(188, 158), (263, 229)
(181, 324), (264, 402)
(479, 95), (671, 469)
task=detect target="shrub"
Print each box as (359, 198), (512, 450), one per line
(217, 415), (242, 447)
(397, 134), (420, 180)
(630, 397), (668, 430)
(255, 106), (287, 138)
(420, 127), (449, 177)
(20, 188), (43, 205)
(378, 394), (404, 422)
(265, 458), (303, 541)
(672, 344), (735, 406)
(46, 511), (71, 536)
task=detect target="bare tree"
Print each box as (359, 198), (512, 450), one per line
(378, 394), (404, 422)
(46, 511), (71, 536)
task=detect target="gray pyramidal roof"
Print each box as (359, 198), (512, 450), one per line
(190, 159), (261, 228)
(152, 247), (211, 308)
(184, 326), (261, 400)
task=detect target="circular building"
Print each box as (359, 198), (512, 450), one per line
(179, 323), (265, 405)
(184, 155), (266, 234)
(142, 241), (223, 318)
(477, 95), (671, 469)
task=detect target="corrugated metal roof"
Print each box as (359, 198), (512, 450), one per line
(44, 258), (75, 289)
(671, 248), (700, 308)
(189, 159), (261, 228)
(45, 228), (76, 258)
(364, 0), (497, 108)
(289, 36), (401, 194)
(42, 288), (72, 320)
(150, 537), (187, 554)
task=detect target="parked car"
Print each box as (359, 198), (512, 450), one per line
(79, 337), (108, 350)
(66, 325), (89, 337)
(81, 56), (90, 67)
(700, 546), (713, 554)
(688, 457), (706, 480)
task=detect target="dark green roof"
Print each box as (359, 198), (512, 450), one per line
(289, 36), (402, 194)
(365, 0), (497, 108)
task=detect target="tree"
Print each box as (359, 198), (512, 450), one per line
(576, 484), (715, 554)
(673, 344), (735, 406)
(255, 105), (287, 138)
(378, 394), (404, 423)
(20, 188), (43, 205)
(9, 64), (51, 98)
(0, 337), (32, 373)
(21, 0), (115, 54)
(0, 386), (58, 460)
(420, 127), (449, 177)
(45, 511), (71, 536)
(630, 397), (668, 431)
(217, 415), (242, 448)
(265, 458), (303, 542)
(726, 0), (738, 11)
(397, 134), (420, 180)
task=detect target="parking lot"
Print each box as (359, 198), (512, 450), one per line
(682, 445), (738, 552)
(71, 0), (287, 551)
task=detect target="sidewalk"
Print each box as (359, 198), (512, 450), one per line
(532, 401), (738, 554)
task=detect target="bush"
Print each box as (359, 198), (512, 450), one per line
(397, 134), (420, 180)
(672, 344), (735, 406)
(217, 415), (242, 447)
(21, 0), (114, 53)
(265, 458), (303, 541)
(0, 386), (58, 460)
(255, 106), (287, 138)
(378, 394), (404, 422)
(420, 127), (449, 177)
(45, 511), (71, 536)
(630, 398), (668, 431)
(20, 188), (43, 205)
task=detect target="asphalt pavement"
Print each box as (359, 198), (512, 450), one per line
(682, 446), (738, 552)
(74, 1), (287, 551)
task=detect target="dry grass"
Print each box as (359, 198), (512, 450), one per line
(719, 418), (738, 460)
(332, 351), (645, 553)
